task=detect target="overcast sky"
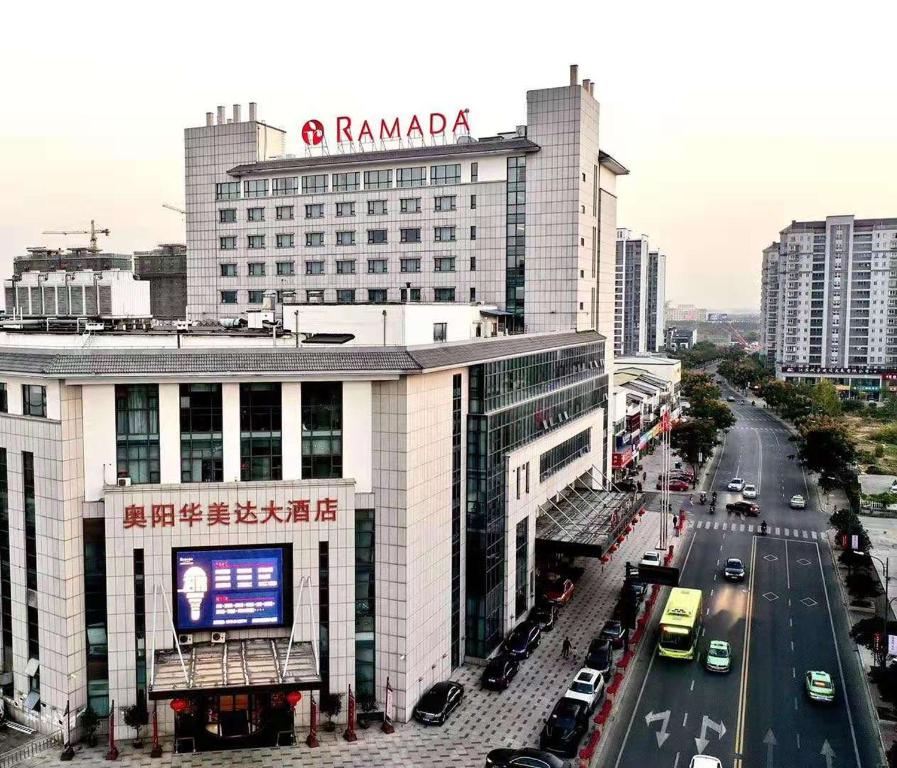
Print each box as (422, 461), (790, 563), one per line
(2, 0), (896, 311)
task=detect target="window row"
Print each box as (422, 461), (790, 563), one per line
(218, 194), (476, 223)
(220, 287), (462, 305)
(220, 255), (477, 278)
(219, 226), (475, 250)
(215, 163), (471, 200)
(0, 383), (47, 418)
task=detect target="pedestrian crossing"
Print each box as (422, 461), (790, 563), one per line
(688, 519), (821, 540)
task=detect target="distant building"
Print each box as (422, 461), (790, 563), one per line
(133, 244), (187, 319)
(3, 269), (151, 319)
(759, 243), (779, 364)
(13, 247), (132, 277)
(615, 230), (666, 355)
(665, 326), (697, 350)
(646, 250), (666, 352)
(665, 303), (707, 323)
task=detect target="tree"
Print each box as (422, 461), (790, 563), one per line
(80, 704), (100, 747)
(320, 692), (343, 731)
(122, 699), (149, 747)
(810, 380), (842, 417)
(670, 419), (719, 475)
(689, 398), (736, 433)
(799, 416), (856, 479)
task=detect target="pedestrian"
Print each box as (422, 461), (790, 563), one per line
(637, 481), (643, 493)
(643, 471), (647, 482)
(561, 637), (571, 659)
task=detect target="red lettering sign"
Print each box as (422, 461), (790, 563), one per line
(152, 504), (175, 528)
(235, 501), (258, 525)
(262, 500), (286, 524)
(207, 502), (230, 526)
(289, 499), (310, 522)
(315, 497), (338, 523)
(179, 503), (203, 527)
(301, 110), (470, 145)
(123, 499), (339, 529)
(124, 504), (147, 528)
(301, 119), (324, 146)
(379, 117), (400, 140)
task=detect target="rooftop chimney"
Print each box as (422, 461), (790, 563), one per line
(589, 82), (595, 97)
(570, 64), (579, 86)
(582, 78), (591, 92)
(217, 106), (226, 125)
(249, 102), (257, 122)
(206, 112), (214, 127)
(233, 104), (241, 123)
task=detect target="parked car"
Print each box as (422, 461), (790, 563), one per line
(616, 479), (638, 493)
(544, 578), (575, 606)
(703, 640), (732, 673)
(504, 621), (542, 659)
(485, 747), (567, 768)
(529, 602), (559, 632)
(726, 500), (760, 517)
(539, 698), (590, 758)
(726, 395), (736, 402)
(723, 558), (746, 582)
(599, 619), (628, 649)
(789, 494), (806, 509)
(805, 670), (835, 703)
(640, 551), (662, 568)
(584, 638), (614, 678)
(742, 483), (757, 499)
(690, 757), (723, 768)
(413, 680), (464, 725)
(657, 478), (690, 492)
(481, 655), (519, 691)
(564, 668), (605, 711)
(622, 578), (647, 603)
(727, 477), (746, 492)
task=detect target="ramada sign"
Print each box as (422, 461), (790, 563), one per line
(301, 109), (470, 146)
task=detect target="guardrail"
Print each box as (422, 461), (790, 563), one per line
(0, 733), (59, 768)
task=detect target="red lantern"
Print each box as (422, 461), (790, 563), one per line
(170, 699), (188, 713)
(287, 691), (302, 708)
(609, 544), (618, 553)
(600, 555), (610, 564)
(638, 507), (646, 516)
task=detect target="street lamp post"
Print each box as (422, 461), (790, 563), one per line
(862, 553), (890, 667)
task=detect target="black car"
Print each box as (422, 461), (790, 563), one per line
(529, 602), (559, 632)
(723, 557), (746, 582)
(599, 619), (628, 649)
(539, 697), (590, 758)
(412, 681), (464, 725)
(485, 747), (567, 768)
(726, 500), (760, 517)
(481, 655), (519, 690)
(584, 638), (614, 678)
(504, 620), (542, 659)
(622, 578), (647, 603)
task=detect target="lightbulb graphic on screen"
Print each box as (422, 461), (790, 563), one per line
(179, 565), (208, 621)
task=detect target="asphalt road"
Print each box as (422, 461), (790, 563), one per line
(609, 383), (883, 768)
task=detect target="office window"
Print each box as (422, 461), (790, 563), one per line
(400, 197), (421, 213)
(180, 384), (223, 483)
(220, 263), (237, 277)
(470, 194), (476, 210)
(247, 262), (265, 277)
(244, 179), (269, 198)
(248, 290), (264, 304)
(368, 259), (388, 274)
(319, 542), (330, 691)
(220, 290), (238, 304)
(367, 229), (388, 244)
(430, 164), (461, 185)
(247, 207), (264, 222)
(240, 383), (282, 481)
(434, 287), (456, 302)
(433, 323), (447, 342)
(368, 289), (387, 303)
(409, 288), (421, 302)
(247, 235), (265, 249)
(364, 169), (392, 189)
(337, 289), (355, 304)
(276, 233), (295, 249)
(336, 260), (356, 274)
(219, 208), (237, 223)
(276, 261), (295, 276)
(306, 232), (325, 247)
(305, 203), (323, 219)
(132, 548), (145, 706)
(277, 205), (295, 220)
(435, 226), (456, 242)
(23, 451), (38, 696)
(216, 182), (240, 200)
(435, 195), (456, 212)
(306, 261), (325, 275)
(397, 167), (426, 188)
(115, 385), (160, 484)
(22, 385), (46, 418)
(0, 384), (6, 413)
(470, 225), (477, 240)
(400, 228), (421, 243)
(220, 236), (236, 250)
(302, 174), (328, 194)
(272, 177), (298, 196)
(306, 290), (324, 302)
(355, 509), (376, 700)
(401, 258), (421, 273)
(435, 257), (456, 272)
(368, 199), (388, 216)
(332, 172), (360, 192)
(470, 287), (476, 302)
(470, 162), (478, 182)
(336, 201), (356, 217)
(336, 231), (356, 246)
(302, 382), (343, 479)
(470, 256), (477, 271)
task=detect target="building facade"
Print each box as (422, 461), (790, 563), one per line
(133, 244), (188, 320)
(12, 248), (133, 278)
(761, 216), (897, 386)
(646, 250), (666, 352)
(614, 230), (666, 355)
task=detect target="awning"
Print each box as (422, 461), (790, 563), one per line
(149, 638), (320, 700)
(535, 467), (643, 557)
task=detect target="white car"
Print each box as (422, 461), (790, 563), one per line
(742, 484), (757, 499)
(727, 478), (745, 492)
(640, 551), (662, 568)
(564, 668), (605, 711)
(790, 494), (807, 509)
(689, 757), (723, 768)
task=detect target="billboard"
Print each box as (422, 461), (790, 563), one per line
(172, 545), (292, 631)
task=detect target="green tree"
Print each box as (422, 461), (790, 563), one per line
(800, 416), (856, 479)
(670, 419), (719, 475)
(810, 379), (842, 417)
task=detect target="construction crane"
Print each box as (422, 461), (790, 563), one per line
(42, 219), (110, 252)
(162, 203), (186, 216)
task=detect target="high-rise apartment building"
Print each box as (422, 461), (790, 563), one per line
(614, 229), (666, 355)
(761, 215), (897, 371)
(646, 250), (666, 352)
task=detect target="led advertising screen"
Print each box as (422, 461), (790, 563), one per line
(172, 545), (292, 631)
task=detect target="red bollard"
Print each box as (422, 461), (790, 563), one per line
(306, 694), (319, 748)
(150, 704), (162, 758)
(105, 699), (118, 761)
(343, 685), (358, 742)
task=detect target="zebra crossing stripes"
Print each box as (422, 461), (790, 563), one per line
(688, 519), (821, 541)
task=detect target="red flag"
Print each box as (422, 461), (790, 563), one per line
(661, 409), (671, 433)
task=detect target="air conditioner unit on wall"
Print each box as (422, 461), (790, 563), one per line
(178, 633), (193, 646)
(117, 476), (131, 487)
(211, 631), (227, 644)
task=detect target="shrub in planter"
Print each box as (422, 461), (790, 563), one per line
(846, 571), (883, 600)
(80, 704), (101, 747)
(122, 699), (149, 748)
(320, 692), (343, 732)
(357, 695), (379, 729)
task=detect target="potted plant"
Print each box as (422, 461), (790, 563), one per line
(320, 692), (343, 732)
(80, 704), (100, 747)
(357, 695), (379, 729)
(122, 698), (149, 748)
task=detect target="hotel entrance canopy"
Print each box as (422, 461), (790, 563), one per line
(535, 467), (643, 558)
(149, 638), (320, 700)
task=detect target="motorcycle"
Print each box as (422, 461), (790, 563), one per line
(699, 492), (707, 505)
(760, 521), (768, 535)
(708, 503), (715, 514)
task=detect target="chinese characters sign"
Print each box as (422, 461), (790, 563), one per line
(123, 498), (338, 529)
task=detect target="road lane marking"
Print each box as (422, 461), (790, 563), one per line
(733, 534), (757, 760)
(673, 751), (680, 768)
(690, 679), (695, 692)
(791, 640), (794, 652)
(683, 712), (689, 726)
(796, 732), (800, 750)
(815, 541), (862, 767)
(775, 527), (781, 535)
(792, 667), (796, 678)
(756, 426), (763, 492)
(784, 528), (790, 537)
(794, 697), (798, 710)
(812, 531), (817, 540)
(785, 539), (791, 590)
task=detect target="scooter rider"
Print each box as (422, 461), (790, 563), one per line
(760, 520), (768, 535)
(708, 502), (715, 514)
(699, 491), (707, 505)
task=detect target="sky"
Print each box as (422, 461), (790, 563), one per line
(2, 0), (896, 311)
